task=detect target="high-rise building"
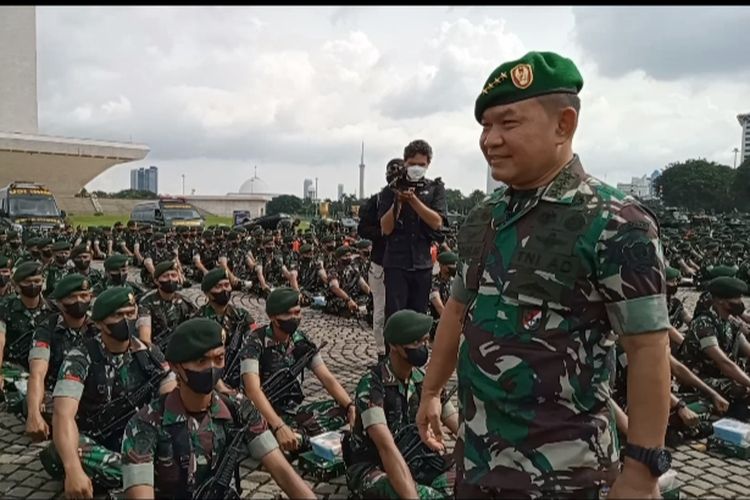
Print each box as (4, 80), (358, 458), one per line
(739, 113), (750, 165)
(303, 178), (314, 200)
(358, 141), (365, 200)
(337, 184), (344, 201)
(130, 166), (158, 193)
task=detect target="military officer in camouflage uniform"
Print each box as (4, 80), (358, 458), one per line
(418, 51), (673, 498)
(682, 277), (750, 420)
(297, 243), (328, 305)
(93, 253), (146, 299)
(354, 239), (373, 279)
(43, 286), (176, 498)
(325, 246), (371, 317)
(137, 261), (197, 348)
(241, 287), (355, 453)
(120, 318), (315, 499)
(38, 237), (55, 269)
(254, 237), (299, 295)
(428, 252), (457, 341)
(3, 231), (23, 267)
(666, 267), (691, 333)
(44, 240), (72, 298)
(67, 244), (105, 292)
(0, 262), (54, 381)
(197, 268), (258, 391)
(346, 310), (458, 499)
(0, 256), (13, 298)
(320, 235), (338, 271)
(26, 274), (97, 442)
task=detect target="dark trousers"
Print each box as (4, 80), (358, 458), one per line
(384, 267), (432, 320)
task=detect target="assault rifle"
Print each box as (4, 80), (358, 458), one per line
(6, 327), (35, 366)
(222, 321), (248, 389)
(262, 340), (328, 413)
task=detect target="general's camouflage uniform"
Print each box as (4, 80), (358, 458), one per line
(41, 335), (174, 490)
(450, 156), (670, 497)
(121, 390), (277, 497)
(240, 325), (346, 440)
(346, 359), (457, 499)
(0, 296), (54, 371)
(138, 289), (197, 349)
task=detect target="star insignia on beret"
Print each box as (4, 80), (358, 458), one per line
(482, 72), (509, 95)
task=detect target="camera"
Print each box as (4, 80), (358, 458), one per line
(387, 160), (428, 192)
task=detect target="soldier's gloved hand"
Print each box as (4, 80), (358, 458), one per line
(64, 468), (93, 500)
(274, 424), (299, 452)
(25, 412), (49, 442)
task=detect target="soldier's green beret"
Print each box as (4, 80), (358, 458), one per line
(708, 277), (747, 300)
(0, 256), (9, 269)
(706, 242), (720, 250)
(153, 260), (176, 279)
(227, 231), (239, 241)
(356, 239), (372, 249)
(51, 273), (91, 300)
(166, 318), (225, 364)
(70, 245), (90, 258)
(474, 51), (583, 123)
(104, 254), (129, 271)
(385, 310), (433, 346)
(37, 237), (53, 247)
(732, 243), (745, 251)
(91, 286), (136, 321)
(262, 236), (274, 244)
(322, 235), (335, 244)
(13, 261), (42, 282)
(25, 237), (41, 247)
(665, 267), (681, 281)
(51, 241), (71, 252)
(299, 244), (313, 254)
(266, 287), (300, 316)
(202, 268), (228, 292)
(335, 246), (352, 258)
(438, 252), (458, 265)
(709, 265), (737, 279)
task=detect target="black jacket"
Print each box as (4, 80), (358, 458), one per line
(358, 191), (386, 266)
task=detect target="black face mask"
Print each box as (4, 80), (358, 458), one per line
(403, 345), (429, 367)
(64, 301), (90, 319)
(728, 302), (746, 317)
(159, 280), (179, 294)
(73, 259), (90, 271)
(182, 366), (223, 395)
(276, 317), (300, 335)
(42, 249), (53, 259)
(326, 245), (335, 251)
(265, 247), (274, 253)
(667, 285), (678, 296)
(9, 241), (20, 249)
(55, 255), (69, 265)
(30, 251), (41, 259)
(109, 272), (125, 285)
(20, 283), (42, 298)
(155, 241), (165, 248)
(212, 289), (231, 306)
(106, 318), (136, 341)
(301, 255), (312, 262)
(447, 267), (457, 277)
(0, 275), (9, 287)
(361, 251), (371, 258)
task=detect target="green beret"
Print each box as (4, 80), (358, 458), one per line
(51, 241), (71, 252)
(202, 268), (228, 292)
(70, 245), (90, 258)
(91, 286), (136, 321)
(335, 246), (352, 258)
(51, 273), (91, 300)
(25, 237), (41, 248)
(732, 243), (745, 251)
(299, 244), (313, 254)
(266, 287), (300, 316)
(706, 242), (720, 250)
(665, 267), (681, 281)
(474, 51), (583, 122)
(356, 239), (372, 249)
(708, 277), (747, 300)
(37, 238), (52, 247)
(709, 265), (737, 279)
(438, 252), (458, 265)
(166, 318), (225, 363)
(0, 256), (9, 269)
(153, 260), (176, 279)
(104, 254), (129, 271)
(13, 261), (42, 282)
(385, 310), (433, 345)
(322, 235), (335, 244)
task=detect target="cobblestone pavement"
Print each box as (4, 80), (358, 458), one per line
(0, 286), (747, 498)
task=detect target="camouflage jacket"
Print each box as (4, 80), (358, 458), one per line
(258, 251), (286, 286)
(0, 296), (54, 368)
(29, 313), (99, 390)
(668, 296), (685, 330)
(683, 306), (741, 378)
(327, 262), (363, 297)
(297, 258), (326, 293)
(43, 262), (72, 297)
(121, 390), (277, 496)
(450, 155), (669, 493)
(428, 273), (453, 319)
(138, 290), (197, 346)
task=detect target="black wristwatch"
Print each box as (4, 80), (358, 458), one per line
(624, 444), (672, 477)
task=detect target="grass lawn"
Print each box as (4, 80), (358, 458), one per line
(69, 214), (233, 228)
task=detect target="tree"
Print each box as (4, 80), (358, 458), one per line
(654, 158), (735, 212)
(267, 194), (303, 216)
(444, 188), (466, 214)
(463, 189), (487, 213)
(731, 158), (750, 211)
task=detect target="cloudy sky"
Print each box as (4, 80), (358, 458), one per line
(35, 6), (750, 200)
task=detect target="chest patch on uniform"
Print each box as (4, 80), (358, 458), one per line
(522, 309), (542, 331)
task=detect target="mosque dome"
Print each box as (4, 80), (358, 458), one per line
(239, 175), (270, 194)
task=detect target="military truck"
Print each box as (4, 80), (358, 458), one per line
(130, 197), (204, 229)
(0, 181), (66, 235)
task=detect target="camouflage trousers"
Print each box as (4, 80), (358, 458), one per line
(283, 399), (347, 441)
(453, 482), (603, 500)
(1, 362), (28, 414)
(40, 434), (122, 491)
(666, 393), (716, 445)
(704, 377), (750, 420)
(347, 462), (451, 499)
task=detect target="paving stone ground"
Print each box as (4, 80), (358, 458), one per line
(0, 282), (747, 498)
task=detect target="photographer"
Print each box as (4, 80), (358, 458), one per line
(379, 140), (447, 324)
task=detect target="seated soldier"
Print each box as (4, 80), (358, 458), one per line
(44, 240), (72, 298)
(197, 268), (258, 392)
(42, 287), (176, 498)
(241, 287), (355, 454)
(346, 310), (458, 499)
(0, 255), (13, 298)
(428, 252), (457, 341)
(666, 267), (691, 334)
(67, 244), (105, 292)
(296, 243), (328, 305)
(326, 246), (371, 318)
(683, 276), (750, 420)
(253, 237), (299, 296)
(137, 261), (197, 348)
(26, 274), (98, 442)
(121, 318), (315, 500)
(93, 253), (146, 299)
